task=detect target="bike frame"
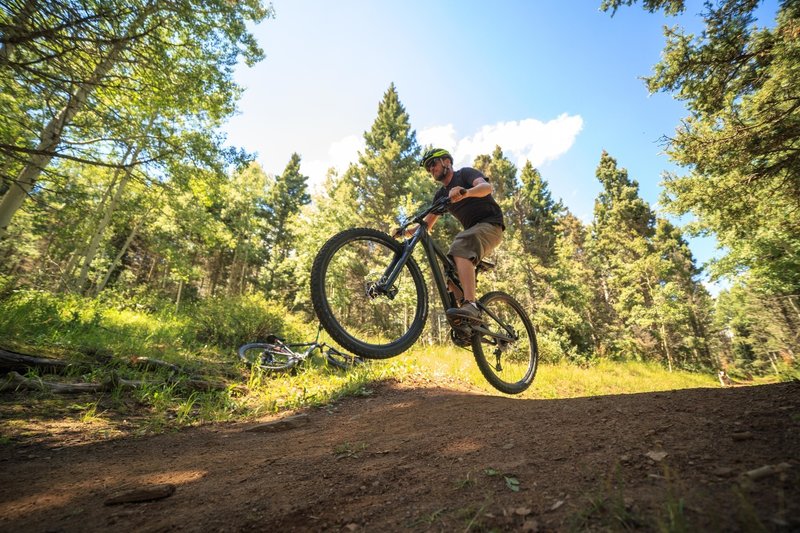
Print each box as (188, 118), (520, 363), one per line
(272, 324), (329, 362)
(377, 202), (516, 343)
(380, 224), (459, 311)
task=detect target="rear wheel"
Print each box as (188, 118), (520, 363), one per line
(237, 343), (296, 372)
(310, 228), (428, 359)
(471, 291), (537, 394)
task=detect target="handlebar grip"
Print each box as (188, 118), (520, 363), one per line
(432, 197), (450, 215)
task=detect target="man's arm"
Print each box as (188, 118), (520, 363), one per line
(394, 212), (439, 238)
(450, 177), (493, 202)
(422, 213), (439, 230)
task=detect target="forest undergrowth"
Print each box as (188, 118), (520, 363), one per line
(1, 288), (795, 445)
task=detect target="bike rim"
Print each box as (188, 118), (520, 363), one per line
(474, 295), (537, 390)
(320, 235), (425, 350)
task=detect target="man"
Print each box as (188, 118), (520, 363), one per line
(406, 147), (505, 324)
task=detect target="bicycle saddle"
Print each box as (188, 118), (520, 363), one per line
(476, 260), (495, 274)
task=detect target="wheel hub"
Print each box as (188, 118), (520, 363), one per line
(364, 281), (398, 300)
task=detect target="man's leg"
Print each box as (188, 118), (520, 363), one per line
(445, 223), (501, 323)
(453, 255), (476, 303)
(446, 255), (480, 324)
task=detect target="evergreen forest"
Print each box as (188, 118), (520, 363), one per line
(1, 0), (798, 380)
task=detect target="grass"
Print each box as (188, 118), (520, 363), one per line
(0, 287), (788, 443)
(395, 344), (720, 399)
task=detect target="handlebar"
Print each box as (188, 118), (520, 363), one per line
(394, 197), (451, 237)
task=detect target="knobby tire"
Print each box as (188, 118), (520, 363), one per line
(472, 291), (538, 394)
(325, 348), (364, 370)
(310, 228), (428, 359)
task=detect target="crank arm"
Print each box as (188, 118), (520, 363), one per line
(471, 324), (516, 343)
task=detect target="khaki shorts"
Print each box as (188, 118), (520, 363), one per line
(448, 222), (503, 264)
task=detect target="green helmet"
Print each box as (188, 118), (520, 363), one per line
(420, 148), (452, 168)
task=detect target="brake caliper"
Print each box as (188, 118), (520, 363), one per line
(364, 281), (398, 300)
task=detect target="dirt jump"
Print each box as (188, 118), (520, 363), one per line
(1, 379), (798, 531)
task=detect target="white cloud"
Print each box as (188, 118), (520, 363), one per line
(421, 114), (583, 169)
(302, 114), (582, 193)
(329, 134), (364, 167)
(417, 124), (458, 150)
(303, 133), (364, 192)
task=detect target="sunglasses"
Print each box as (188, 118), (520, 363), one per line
(425, 158), (440, 171)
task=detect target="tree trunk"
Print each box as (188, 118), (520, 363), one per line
(76, 146), (140, 294)
(238, 261), (247, 295)
(175, 279), (183, 313)
(146, 255), (157, 283)
(227, 244), (240, 295)
(57, 248), (83, 292)
(660, 322), (674, 372)
(0, 15), (140, 240)
(94, 217), (141, 295)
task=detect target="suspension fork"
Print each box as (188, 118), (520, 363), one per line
(374, 230), (422, 296)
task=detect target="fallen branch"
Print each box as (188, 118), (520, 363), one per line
(0, 371), (145, 394)
(0, 348), (76, 375)
(130, 356), (184, 373)
(0, 371), (240, 394)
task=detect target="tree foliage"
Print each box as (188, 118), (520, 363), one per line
(603, 0), (800, 295)
(1, 6), (794, 378)
(0, 0), (271, 239)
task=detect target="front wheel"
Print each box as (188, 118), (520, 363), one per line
(310, 228), (429, 359)
(472, 291), (538, 394)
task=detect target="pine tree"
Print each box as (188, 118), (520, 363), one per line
(348, 83), (427, 232)
(589, 151), (657, 359)
(473, 146), (518, 204)
(261, 153), (311, 302)
(603, 0), (800, 295)
(517, 161), (563, 265)
(551, 212), (600, 359)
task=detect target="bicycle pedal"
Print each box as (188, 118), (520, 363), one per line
(446, 315), (463, 328)
(447, 315), (482, 328)
(447, 318), (478, 336)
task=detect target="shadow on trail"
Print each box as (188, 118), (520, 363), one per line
(1, 381), (798, 531)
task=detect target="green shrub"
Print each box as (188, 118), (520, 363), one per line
(536, 330), (566, 364)
(187, 294), (309, 348)
(0, 289), (62, 341)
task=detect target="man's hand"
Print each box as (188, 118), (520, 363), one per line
(448, 186), (468, 202)
(393, 226), (416, 239)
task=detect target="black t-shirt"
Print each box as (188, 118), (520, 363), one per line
(433, 167), (505, 230)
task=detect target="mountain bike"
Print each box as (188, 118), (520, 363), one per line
(237, 324), (364, 372)
(310, 197), (538, 394)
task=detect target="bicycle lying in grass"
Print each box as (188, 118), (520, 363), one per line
(310, 197), (538, 394)
(237, 324), (364, 372)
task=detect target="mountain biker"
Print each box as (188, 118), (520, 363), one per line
(405, 147), (505, 324)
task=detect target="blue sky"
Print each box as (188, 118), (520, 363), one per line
(222, 0), (781, 293)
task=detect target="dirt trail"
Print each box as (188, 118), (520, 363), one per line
(1, 380), (798, 532)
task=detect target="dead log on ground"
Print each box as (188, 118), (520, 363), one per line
(0, 371), (146, 393)
(0, 371), (241, 394)
(0, 348), (77, 374)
